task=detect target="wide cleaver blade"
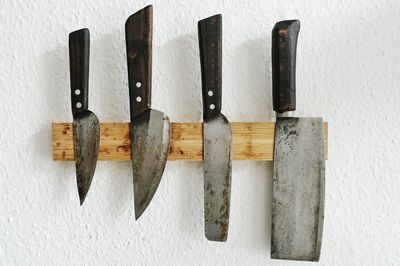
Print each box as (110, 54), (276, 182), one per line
(125, 6), (171, 220)
(270, 20), (325, 261)
(131, 109), (170, 220)
(272, 117), (325, 260)
(69, 28), (100, 205)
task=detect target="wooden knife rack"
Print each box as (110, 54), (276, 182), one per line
(52, 122), (328, 161)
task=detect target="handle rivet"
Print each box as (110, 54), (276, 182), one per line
(136, 96), (142, 103)
(210, 104), (215, 110)
(208, 90), (213, 96)
(136, 82), (142, 88)
(75, 89), (81, 95)
(76, 102), (82, 108)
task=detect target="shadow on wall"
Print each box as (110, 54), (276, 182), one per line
(229, 38), (272, 251)
(37, 45), (73, 203)
(93, 32), (130, 121)
(161, 32), (202, 121)
(159, 33), (205, 236)
(228, 38), (272, 121)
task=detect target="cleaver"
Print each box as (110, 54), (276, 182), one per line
(125, 5), (171, 220)
(270, 20), (325, 261)
(198, 14), (232, 242)
(69, 28), (100, 205)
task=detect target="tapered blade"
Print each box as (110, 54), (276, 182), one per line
(132, 109), (170, 220)
(203, 113), (232, 241)
(73, 110), (100, 205)
(271, 117), (325, 261)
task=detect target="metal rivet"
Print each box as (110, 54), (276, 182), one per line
(208, 90), (213, 96)
(210, 104), (215, 110)
(136, 82), (142, 88)
(136, 96), (142, 102)
(75, 89), (81, 95)
(76, 102), (82, 108)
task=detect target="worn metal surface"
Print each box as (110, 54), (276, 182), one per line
(203, 113), (232, 241)
(271, 117), (325, 261)
(131, 109), (170, 220)
(73, 110), (100, 205)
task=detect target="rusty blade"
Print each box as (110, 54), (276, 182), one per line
(203, 113), (232, 241)
(73, 110), (100, 205)
(271, 117), (325, 261)
(132, 109), (170, 220)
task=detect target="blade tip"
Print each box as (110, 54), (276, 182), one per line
(78, 188), (88, 206)
(134, 205), (145, 220)
(79, 194), (85, 206)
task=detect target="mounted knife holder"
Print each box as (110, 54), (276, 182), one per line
(52, 122), (328, 161)
(55, 4), (330, 262)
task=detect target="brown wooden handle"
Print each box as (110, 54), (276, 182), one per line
(272, 20), (300, 113)
(125, 5), (153, 118)
(198, 14), (222, 120)
(69, 28), (90, 115)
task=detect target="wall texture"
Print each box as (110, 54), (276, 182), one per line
(1, 0), (400, 265)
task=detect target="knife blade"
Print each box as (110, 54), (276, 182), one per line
(69, 28), (100, 205)
(198, 14), (232, 242)
(125, 5), (171, 220)
(270, 20), (325, 261)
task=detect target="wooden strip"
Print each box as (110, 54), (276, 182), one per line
(52, 122), (328, 161)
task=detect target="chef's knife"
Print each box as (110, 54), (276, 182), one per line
(198, 14), (232, 242)
(69, 28), (100, 205)
(270, 20), (325, 261)
(125, 5), (171, 220)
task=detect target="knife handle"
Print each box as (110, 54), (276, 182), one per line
(198, 14), (222, 120)
(272, 20), (300, 113)
(125, 5), (153, 119)
(69, 28), (90, 115)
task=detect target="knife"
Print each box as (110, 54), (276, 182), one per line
(69, 28), (100, 205)
(198, 14), (232, 242)
(270, 20), (325, 261)
(125, 5), (171, 220)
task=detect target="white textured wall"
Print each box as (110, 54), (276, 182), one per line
(1, 0), (400, 265)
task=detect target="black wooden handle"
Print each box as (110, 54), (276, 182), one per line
(198, 14), (222, 120)
(69, 28), (90, 115)
(272, 20), (300, 113)
(125, 5), (153, 119)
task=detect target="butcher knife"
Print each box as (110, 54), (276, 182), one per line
(125, 5), (171, 220)
(271, 20), (325, 261)
(198, 14), (232, 241)
(69, 28), (100, 205)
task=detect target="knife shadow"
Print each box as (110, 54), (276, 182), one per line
(92, 32), (130, 121)
(38, 46), (75, 203)
(160, 33), (202, 122)
(227, 38), (272, 121)
(159, 33), (205, 236)
(90, 32), (133, 218)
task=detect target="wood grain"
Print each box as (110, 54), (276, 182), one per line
(52, 122), (328, 161)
